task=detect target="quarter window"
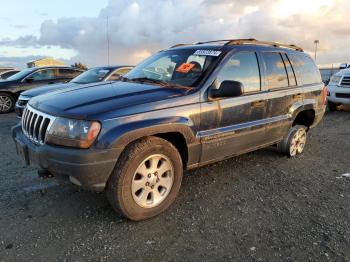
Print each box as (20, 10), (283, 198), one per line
(289, 53), (322, 85)
(262, 52), (288, 89)
(215, 52), (261, 93)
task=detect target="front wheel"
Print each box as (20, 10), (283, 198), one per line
(106, 137), (183, 221)
(277, 125), (307, 157)
(0, 92), (15, 114)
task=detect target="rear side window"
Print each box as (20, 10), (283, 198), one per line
(289, 53), (322, 85)
(262, 52), (288, 89)
(216, 52), (261, 93)
(282, 54), (297, 86)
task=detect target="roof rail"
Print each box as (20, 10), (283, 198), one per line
(169, 43), (190, 48)
(225, 39), (303, 52)
(169, 39), (303, 52)
(195, 38), (257, 45)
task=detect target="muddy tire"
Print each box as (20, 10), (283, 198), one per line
(106, 136), (183, 221)
(277, 125), (307, 157)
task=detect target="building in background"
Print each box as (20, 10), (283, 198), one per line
(27, 57), (65, 68)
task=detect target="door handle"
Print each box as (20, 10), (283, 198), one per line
(293, 93), (303, 99)
(251, 100), (265, 107)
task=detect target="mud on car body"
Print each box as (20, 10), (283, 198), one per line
(12, 39), (326, 221)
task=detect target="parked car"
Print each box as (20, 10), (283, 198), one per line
(326, 68), (350, 110)
(0, 66), (84, 113)
(0, 69), (20, 80)
(15, 66), (133, 116)
(12, 39), (326, 221)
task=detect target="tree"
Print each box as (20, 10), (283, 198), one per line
(71, 62), (88, 70)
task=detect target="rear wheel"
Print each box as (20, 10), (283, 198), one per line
(106, 136), (183, 221)
(0, 92), (15, 114)
(277, 125), (307, 157)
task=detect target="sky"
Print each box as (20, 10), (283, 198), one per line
(1, 0), (350, 68)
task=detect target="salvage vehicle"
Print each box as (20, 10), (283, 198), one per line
(15, 66), (133, 116)
(12, 39), (326, 221)
(326, 68), (350, 110)
(0, 66), (83, 113)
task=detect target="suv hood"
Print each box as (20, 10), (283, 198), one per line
(21, 82), (79, 98)
(29, 81), (194, 119)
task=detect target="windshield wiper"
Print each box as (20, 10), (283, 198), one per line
(126, 77), (169, 86)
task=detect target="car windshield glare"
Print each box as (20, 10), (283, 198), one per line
(71, 68), (111, 84)
(124, 49), (221, 87)
(6, 68), (35, 81)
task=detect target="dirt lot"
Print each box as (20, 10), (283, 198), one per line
(0, 110), (349, 262)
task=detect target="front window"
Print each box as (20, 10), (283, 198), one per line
(71, 68), (112, 84)
(124, 49), (222, 87)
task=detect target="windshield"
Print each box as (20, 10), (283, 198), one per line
(124, 49), (222, 87)
(6, 68), (35, 81)
(71, 68), (112, 84)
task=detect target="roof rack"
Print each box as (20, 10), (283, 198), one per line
(170, 38), (303, 52)
(225, 39), (303, 52)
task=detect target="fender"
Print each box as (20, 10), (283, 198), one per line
(289, 99), (317, 120)
(96, 116), (198, 150)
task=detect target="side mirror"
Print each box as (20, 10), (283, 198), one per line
(25, 77), (34, 83)
(209, 80), (243, 99)
(339, 63), (348, 69)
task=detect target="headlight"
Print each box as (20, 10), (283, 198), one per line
(329, 75), (341, 85)
(46, 118), (101, 148)
(18, 95), (31, 101)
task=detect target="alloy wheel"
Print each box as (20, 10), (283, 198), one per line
(131, 154), (174, 208)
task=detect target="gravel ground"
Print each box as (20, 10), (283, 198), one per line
(0, 110), (349, 262)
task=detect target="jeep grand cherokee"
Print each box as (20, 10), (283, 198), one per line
(12, 39), (326, 221)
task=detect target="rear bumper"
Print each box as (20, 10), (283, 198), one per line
(311, 106), (326, 128)
(12, 124), (123, 191)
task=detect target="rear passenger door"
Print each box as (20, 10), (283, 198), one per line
(200, 51), (268, 163)
(261, 52), (302, 143)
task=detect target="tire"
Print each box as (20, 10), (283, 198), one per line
(327, 101), (338, 111)
(0, 92), (15, 114)
(277, 125), (307, 157)
(106, 136), (183, 221)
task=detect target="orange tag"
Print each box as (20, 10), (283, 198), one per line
(176, 63), (195, 73)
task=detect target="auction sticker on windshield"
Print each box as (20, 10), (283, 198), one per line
(193, 50), (222, 56)
(176, 63), (195, 73)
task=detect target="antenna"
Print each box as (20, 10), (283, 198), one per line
(106, 16), (110, 66)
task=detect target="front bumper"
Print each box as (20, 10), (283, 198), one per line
(327, 85), (350, 105)
(12, 124), (123, 191)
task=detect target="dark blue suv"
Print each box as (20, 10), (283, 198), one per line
(12, 39), (326, 221)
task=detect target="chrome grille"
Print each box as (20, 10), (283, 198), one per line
(340, 76), (350, 87)
(21, 105), (56, 145)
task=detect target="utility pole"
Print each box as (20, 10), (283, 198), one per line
(314, 40), (319, 62)
(106, 16), (110, 66)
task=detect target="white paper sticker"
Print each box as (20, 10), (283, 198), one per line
(193, 50), (222, 57)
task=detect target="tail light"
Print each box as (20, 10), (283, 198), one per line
(322, 86), (327, 105)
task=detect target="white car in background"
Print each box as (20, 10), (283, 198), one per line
(327, 68), (350, 110)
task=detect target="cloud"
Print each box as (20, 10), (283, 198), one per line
(2, 0), (350, 67)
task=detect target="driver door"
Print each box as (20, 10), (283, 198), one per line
(200, 51), (268, 163)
